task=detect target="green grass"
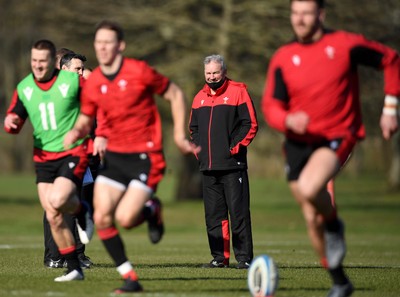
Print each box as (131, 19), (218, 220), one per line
(0, 173), (399, 297)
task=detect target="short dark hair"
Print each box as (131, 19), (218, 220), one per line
(290, 0), (325, 8)
(95, 20), (124, 41)
(60, 53), (87, 69)
(56, 48), (74, 60)
(32, 39), (56, 58)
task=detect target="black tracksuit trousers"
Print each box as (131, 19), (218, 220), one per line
(202, 169), (253, 264)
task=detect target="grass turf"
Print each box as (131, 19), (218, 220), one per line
(0, 173), (399, 296)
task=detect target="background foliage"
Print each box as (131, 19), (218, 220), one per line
(0, 0), (399, 189)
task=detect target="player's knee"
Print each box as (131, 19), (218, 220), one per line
(297, 181), (319, 203)
(94, 212), (113, 229)
(48, 193), (69, 211)
(46, 211), (62, 228)
(116, 215), (134, 229)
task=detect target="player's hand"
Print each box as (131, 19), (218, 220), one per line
(63, 129), (80, 149)
(285, 111), (310, 135)
(4, 113), (21, 130)
(380, 113), (398, 140)
(93, 136), (107, 160)
(175, 138), (201, 155)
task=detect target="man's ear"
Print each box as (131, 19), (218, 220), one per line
(119, 40), (126, 53)
(318, 8), (326, 23)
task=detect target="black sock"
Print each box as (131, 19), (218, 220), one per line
(325, 218), (340, 232)
(102, 233), (128, 267)
(328, 265), (349, 285)
(63, 250), (81, 272)
(142, 205), (152, 220)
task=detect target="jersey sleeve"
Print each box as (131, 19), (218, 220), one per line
(80, 79), (98, 118)
(261, 53), (290, 133)
(4, 90), (27, 134)
(94, 108), (110, 138)
(141, 62), (170, 95)
(349, 33), (400, 96)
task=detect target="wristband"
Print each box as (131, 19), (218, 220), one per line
(382, 107), (397, 116)
(382, 95), (398, 116)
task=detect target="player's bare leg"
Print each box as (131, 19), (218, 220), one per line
(38, 180), (84, 281)
(94, 180), (143, 293)
(290, 148), (353, 296)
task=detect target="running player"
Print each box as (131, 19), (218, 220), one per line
(4, 39), (94, 282)
(63, 20), (199, 293)
(261, 1), (399, 296)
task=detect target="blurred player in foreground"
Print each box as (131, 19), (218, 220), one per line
(64, 20), (199, 293)
(262, 1), (399, 296)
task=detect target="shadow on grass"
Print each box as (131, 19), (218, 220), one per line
(277, 264), (400, 269)
(94, 262), (249, 270)
(94, 262), (400, 270)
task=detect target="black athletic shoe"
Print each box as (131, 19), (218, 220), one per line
(147, 197), (164, 244)
(78, 253), (93, 269)
(202, 259), (229, 268)
(114, 277), (143, 294)
(44, 258), (67, 269)
(237, 261), (251, 269)
(75, 201), (94, 245)
(327, 281), (354, 297)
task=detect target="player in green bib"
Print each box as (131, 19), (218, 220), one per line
(16, 70), (83, 151)
(4, 39), (93, 282)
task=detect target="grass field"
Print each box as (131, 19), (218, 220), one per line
(0, 173), (399, 297)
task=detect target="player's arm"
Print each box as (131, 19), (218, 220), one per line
(64, 113), (94, 149)
(262, 61), (309, 135)
(92, 108), (109, 159)
(380, 95), (399, 140)
(4, 90), (28, 134)
(163, 82), (200, 155)
(350, 34), (400, 140)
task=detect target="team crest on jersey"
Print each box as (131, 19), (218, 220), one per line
(58, 83), (70, 98)
(201, 100), (205, 105)
(23, 86), (34, 101)
(223, 97), (229, 104)
(118, 79), (128, 91)
(325, 46), (335, 59)
(292, 55), (301, 66)
(101, 84), (108, 94)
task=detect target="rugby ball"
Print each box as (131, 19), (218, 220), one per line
(248, 255), (278, 297)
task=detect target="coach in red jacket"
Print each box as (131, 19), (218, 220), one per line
(189, 54), (258, 269)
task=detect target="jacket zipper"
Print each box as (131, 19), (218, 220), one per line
(208, 102), (214, 169)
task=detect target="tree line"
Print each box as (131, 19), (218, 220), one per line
(1, 0), (399, 194)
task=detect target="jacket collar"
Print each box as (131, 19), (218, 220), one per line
(202, 77), (230, 96)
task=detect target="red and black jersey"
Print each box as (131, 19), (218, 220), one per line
(189, 78), (258, 171)
(262, 29), (400, 143)
(81, 58), (170, 153)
